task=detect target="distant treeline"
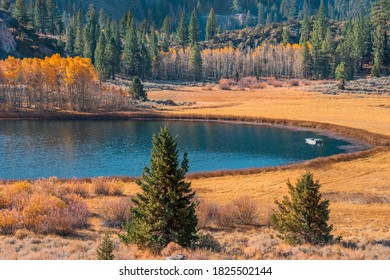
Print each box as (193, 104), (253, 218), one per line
(2, 0), (389, 82)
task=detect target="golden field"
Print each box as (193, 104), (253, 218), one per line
(0, 83), (389, 259)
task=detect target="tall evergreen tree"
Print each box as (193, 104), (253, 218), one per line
(13, 0), (29, 26)
(105, 36), (121, 80)
(74, 10), (84, 56)
(189, 43), (202, 81)
(205, 8), (217, 40)
(46, 0), (61, 35)
(299, 13), (311, 46)
(65, 14), (75, 54)
(370, 0), (389, 68)
(83, 5), (99, 63)
(282, 26), (290, 45)
(123, 20), (140, 76)
(149, 26), (160, 77)
(319, 28), (335, 79)
(176, 13), (189, 50)
(189, 8), (200, 44)
(352, 15), (370, 71)
(271, 172), (333, 245)
(94, 31), (108, 81)
(120, 126), (198, 253)
(34, 0), (47, 33)
(257, 2), (265, 26)
(335, 62), (348, 89)
(310, 0), (328, 78)
(161, 16), (172, 52)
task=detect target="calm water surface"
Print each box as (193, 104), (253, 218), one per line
(0, 120), (359, 179)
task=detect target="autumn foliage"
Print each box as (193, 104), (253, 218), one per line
(0, 54), (131, 111)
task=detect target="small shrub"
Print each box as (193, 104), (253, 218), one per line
(232, 196), (259, 225)
(22, 194), (66, 233)
(92, 177), (110, 196)
(216, 204), (237, 227)
(0, 209), (21, 234)
(272, 81), (283, 87)
(238, 77), (257, 88)
(196, 233), (222, 252)
(61, 183), (89, 198)
(289, 80), (300, 87)
(14, 229), (32, 240)
(249, 82), (267, 89)
(99, 197), (133, 228)
(219, 78), (235, 90)
(196, 200), (218, 229)
(108, 181), (125, 196)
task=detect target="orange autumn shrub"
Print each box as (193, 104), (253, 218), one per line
(0, 209), (21, 234)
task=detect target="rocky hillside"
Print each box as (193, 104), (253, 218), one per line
(0, 10), (61, 59)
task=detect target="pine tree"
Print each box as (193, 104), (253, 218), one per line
(176, 13), (189, 50)
(161, 16), (172, 52)
(352, 15), (369, 71)
(95, 31), (108, 81)
(46, 0), (61, 35)
(189, 43), (203, 81)
(335, 62), (348, 89)
(299, 13), (311, 46)
(74, 10), (84, 56)
(282, 26), (290, 45)
(123, 20), (140, 76)
(34, 0), (47, 34)
(370, 0), (390, 67)
(65, 15), (75, 54)
(129, 76), (147, 101)
(189, 9), (200, 45)
(98, 8), (106, 29)
(310, 0), (328, 78)
(120, 126), (198, 253)
(271, 172), (333, 245)
(96, 234), (115, 260)
(205, 8), (217, 41)
(105, 36), (120, 80)
(149, 26), (160, 77)
(83, 5), (99, 63)
(27, 0), (35, 26)
(244, 10), (252, 28)
(231, 0), (242, 14)
(13, 0), (29, 26)
(257, 2), (265, 26)
(1, 0), (10, 11)
(319, 28), (335, 79)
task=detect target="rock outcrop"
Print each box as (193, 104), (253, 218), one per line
(0, 19), (16, 54)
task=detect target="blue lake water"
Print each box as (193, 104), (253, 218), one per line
(0, 120), (360, 179)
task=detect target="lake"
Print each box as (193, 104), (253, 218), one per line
(0, 120), (360, 179)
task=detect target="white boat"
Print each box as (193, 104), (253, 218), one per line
(305, 138), (323, 145)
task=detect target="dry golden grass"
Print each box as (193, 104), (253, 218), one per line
(1, 84), (390, 259)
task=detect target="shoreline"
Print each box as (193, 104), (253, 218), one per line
(1, 110), (389, 182)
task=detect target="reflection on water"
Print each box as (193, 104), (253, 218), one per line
(0, 120), (357, 179)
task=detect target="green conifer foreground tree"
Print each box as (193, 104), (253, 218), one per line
(271, 172), (333, 245)
(97, 234), (115, 260)
(129, 76), (147, 101)
(120, 126), (198, 254)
